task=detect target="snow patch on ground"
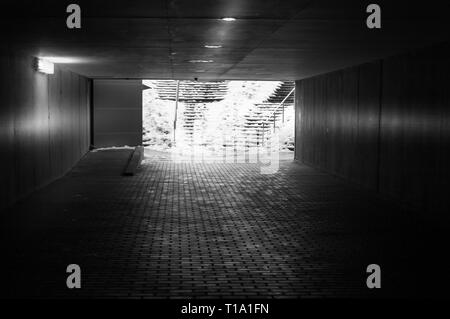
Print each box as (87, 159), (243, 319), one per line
(92, 146), (135, 152)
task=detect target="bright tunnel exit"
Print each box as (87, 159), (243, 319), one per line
(142, 80), (295, 161)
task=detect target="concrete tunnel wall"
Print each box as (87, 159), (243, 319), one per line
(1, 41), (449, 219)
(0, 51), (91, 211)
(295, 42), (450, 218)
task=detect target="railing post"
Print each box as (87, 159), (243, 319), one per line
(173, 80), (180, 146)
(261, 122), (264, 146)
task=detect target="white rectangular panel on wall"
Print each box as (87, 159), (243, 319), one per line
(93, 80), (142, 147)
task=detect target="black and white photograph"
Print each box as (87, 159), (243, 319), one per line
(1, 0), (450, 310)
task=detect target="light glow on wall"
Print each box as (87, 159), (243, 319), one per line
(39, 57), (81, 64)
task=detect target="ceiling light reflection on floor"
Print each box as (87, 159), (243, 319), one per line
(189, 60), (214, 63)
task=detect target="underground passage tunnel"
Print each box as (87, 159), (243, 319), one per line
(1, 0), (450, 301)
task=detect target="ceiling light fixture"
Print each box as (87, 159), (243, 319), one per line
(189, 60), (214, 63)
(221, 17), (236, 21)
(204, 45), (222, 49)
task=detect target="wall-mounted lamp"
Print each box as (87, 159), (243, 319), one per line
(35, 58), (54, 74)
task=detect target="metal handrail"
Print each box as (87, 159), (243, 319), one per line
(260, 87), (295, 143)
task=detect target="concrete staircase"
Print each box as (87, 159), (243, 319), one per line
(239, 81), (295, 148)
(155, 80), (228, 102)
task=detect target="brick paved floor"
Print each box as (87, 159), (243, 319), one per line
(1, 149), (449, 299)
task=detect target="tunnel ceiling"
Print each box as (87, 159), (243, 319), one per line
(2, 0), (449, 80)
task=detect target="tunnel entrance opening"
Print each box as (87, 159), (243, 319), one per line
(142, 80), (295, 161)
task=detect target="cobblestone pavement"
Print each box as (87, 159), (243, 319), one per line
(1, 149), (448, 299)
